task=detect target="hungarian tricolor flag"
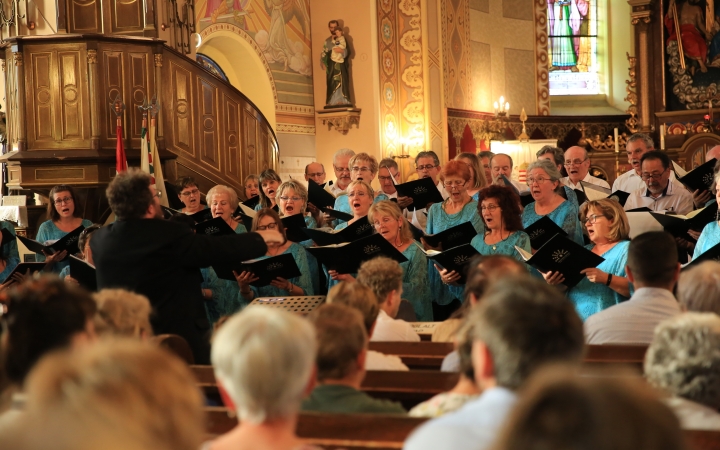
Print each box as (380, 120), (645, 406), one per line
(140, 118), (169, 207)
(115, 124), (127, 173)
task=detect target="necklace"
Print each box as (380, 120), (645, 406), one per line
(486, 230), (511, 251)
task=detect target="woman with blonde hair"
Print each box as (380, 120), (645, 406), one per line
(332, 153), (389, 217)
(14, 339), (205, 450)
(454, 152), (488, 200)
(277, 180), (321, 229)
(93, 289), (153, 339)
(542, 198), (631, 320)
(256, 169), (282, 211)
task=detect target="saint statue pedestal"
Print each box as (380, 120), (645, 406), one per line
(317, 107), (362, 134)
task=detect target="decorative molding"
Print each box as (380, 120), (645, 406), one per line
(87, 49), (97, 64)
(625, 52), (639, 133)
(533, 0), (550, 116)
(629, 0), (653, 25)
(276, 123), (316, 135)
(13, 52), (22, 66)
(440, 0), (472, 109)
(1, 59), (5, 72)
(317, 108), (361, 134)
(276, 103), (314, 117)
(199, 23), (279, 106)
(154, 53), (163, 67)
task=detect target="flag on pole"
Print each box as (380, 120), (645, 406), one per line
(111, 94), (127, 174)
(140, 101), (168, 207)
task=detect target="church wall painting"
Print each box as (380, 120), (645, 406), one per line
(664, 0), (720, 110)
(195, 0), (314, 108)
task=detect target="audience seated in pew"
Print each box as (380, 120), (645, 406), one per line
(676, 261), (720, 315)
(326, 281), (409, 371)
(644, 313), (720, 430)
(434, 255), (526, 344)
(208, 307), (322, 450)
(0, 276), (97, 429)
(403, 275), (584, 450)
(584, 232), (682, 345)
(409, 322), (480, 418)
(3, 339), (204, 450)
(302, 303), (407, 415)
(93, 288), (153, 339)
(494, 365), (685, 450)
(356, 256), (421, 342)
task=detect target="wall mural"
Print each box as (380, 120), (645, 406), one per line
(665, 0), (720, 110)
(196, 53), (230, 81)
(195, 0), (314, 107)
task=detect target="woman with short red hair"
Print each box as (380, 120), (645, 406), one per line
(426, 160), (484, 320)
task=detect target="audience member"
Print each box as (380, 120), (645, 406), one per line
(209, 307), (319, 450)
(455, 152), (488, 200)
(623, 151), (693, 214)
(12, 339), (204, 450)
(325, 281), (408, 371)
(584, 231), (681, 344)
(93, 289), (153, 338)
(257, 169), (282, 211)
(403, 276), (584, 450)
(175, 176), (205, 215)
(521, 159), (583, 246)
(560, 146), (610, 190)
(543, 199), (631, 320)
(0, 277), (97, 425)
(356, 256), (420, 342)
(409, 323), (480, 418)
(304, 162), (326, 186)
(493, 365), (685, 450)
(91, 169), (281, 364)
(36, 185), (94, 273)
(302, 303), (406, 414)
(644, 313), (720, 430)
(676, 260), (720, 315)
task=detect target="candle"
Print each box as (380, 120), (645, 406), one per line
(660, 124), (665, 150)
(505, 102), (510, 112)
(614, 128), (619, 153)
(493, 101), (499, 114)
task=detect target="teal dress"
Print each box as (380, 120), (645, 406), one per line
(298, 213), (321, 295)
(400, 243), (433, 321)
(200, 223), (249, 322)
(693, 221), (720, 260)
(426, 200), (484, 306)
(250, 242), (314, 297)
(568, 241), (630, 321)
(35, 219), (94, 273)
(521, 200), (583, 246)
(0, 221), (20, 283)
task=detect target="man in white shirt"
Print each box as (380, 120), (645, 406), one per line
(612, 133), (676, 193)
(407, 151), (450, 229)
(329, 148), (355, 196)
(404, 276), (584, 450)
(585, 231), (682, 345)
(490, 153), (529, 193)
(356, 257), (420, 342)
(560, 146), (610, 190)
(623, 151), (694, 214)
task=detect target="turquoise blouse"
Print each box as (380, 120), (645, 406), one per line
(521, 200), (583, 246)
(426, 200), (484, 306)
(35, 219), (94, 273)
(693, 221), (720, 260)
(0, 221), (20, 283)
(568, 241), (630, 321)
(250, 242), (314, 298)
(400, 243), (433, 322)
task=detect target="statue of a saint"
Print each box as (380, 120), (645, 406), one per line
(666, 0), (709, 73)
(321, 20), (353, 108)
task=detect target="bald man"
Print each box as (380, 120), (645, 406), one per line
(560, 146), (610, 190)
(305, 162), (327, 186)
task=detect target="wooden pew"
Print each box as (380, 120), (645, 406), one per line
(192, 365), (460, 409)
(204, 407), (720, 450)
(583, 344), (647, 373)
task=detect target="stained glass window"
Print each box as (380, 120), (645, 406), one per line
(548, 0), (600, 95)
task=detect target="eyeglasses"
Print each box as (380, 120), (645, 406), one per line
(306, 172), (324, 178)
(348, 191), (368, 198)
(527, 177), (551, 185)
(641, 171), (666, 181)
(351, 166), (372, 173)
(180, 189), (199, 197)
(416, 164), (438, 171)
(334, 165), (350, 173)
(54, 197), (73, 205)
(443, 181), (466, 188)
(584, 214), (605, 224)
(564, 158), (588, 167)
(256, 223), (279, 231)
(378, 174), (398, 182)
(480, 204), (500, 211)
(279, 196), (303, 202)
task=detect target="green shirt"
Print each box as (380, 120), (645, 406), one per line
(301, 384), (407, 415)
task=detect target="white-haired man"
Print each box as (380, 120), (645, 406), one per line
(560, 146), (610, 190)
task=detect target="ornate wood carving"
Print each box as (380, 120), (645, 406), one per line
(109, 0), (144, 34)
(67, 0), (103, 33)
(197, 77), (219, 170)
